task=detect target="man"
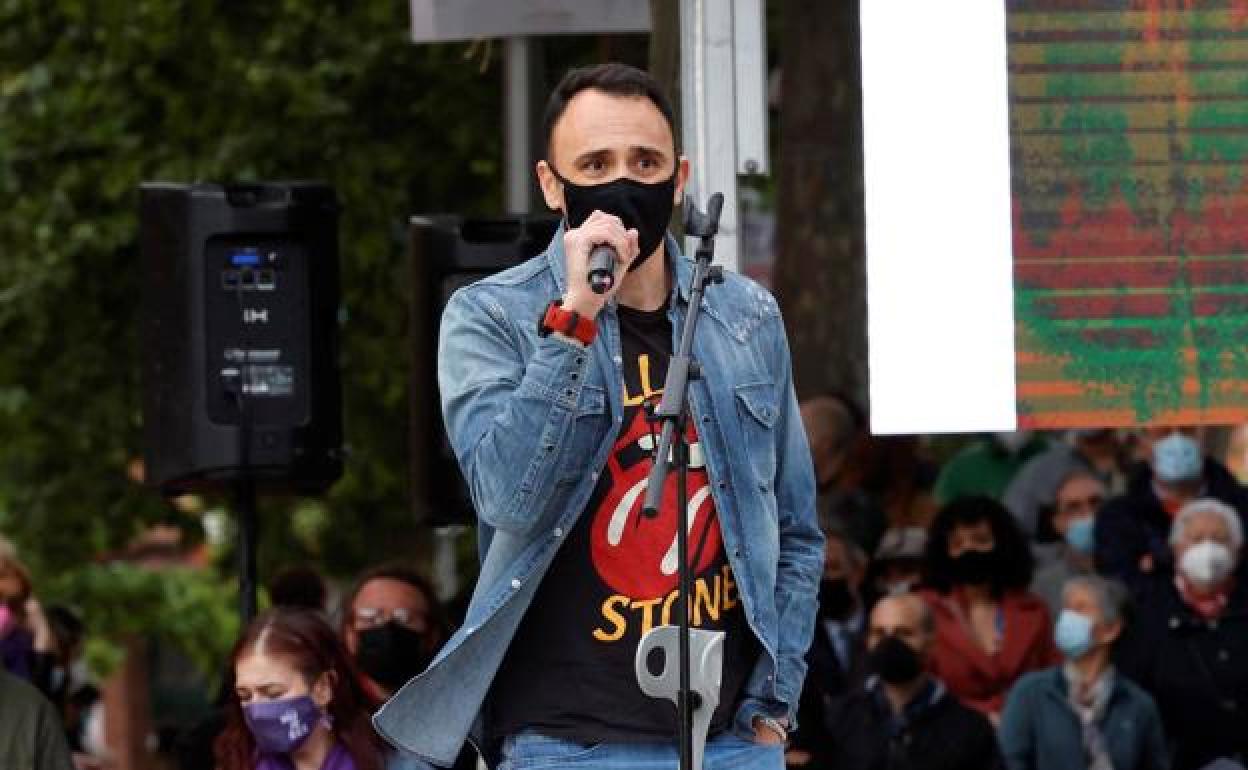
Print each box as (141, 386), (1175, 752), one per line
(340, 564), (443, 706)
(0, 668), (73, 769)
(801, 395), (886, 553)
(788, 528), (868, 769)
(821, 594), (1001, 770)
(1030, 470), (1106, 615)
(1095, 426), (1248, 597)
(375, 63), (823, 769)
(934, 432), (1050, 507)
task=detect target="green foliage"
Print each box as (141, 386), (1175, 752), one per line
(0, 0), (504, 581)
(44, 562), (240, 679)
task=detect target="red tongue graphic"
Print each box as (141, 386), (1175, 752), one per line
(589, 408), (721, 598)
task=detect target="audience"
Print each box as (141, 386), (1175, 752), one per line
(1096, 427), (1248, 596)
(216, 608), (385, 770)
(1118, 499), (1248, 770)
(934, 431), (1050, 506)
(1000, 575), (1167, 770)
(1031, 471), (1107, 615)
(821, 593), (1002, 770)
(789, 527), (869, 769)
(919, 496), (1059, 723)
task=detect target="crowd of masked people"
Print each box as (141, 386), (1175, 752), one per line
(796, 394), (1248, 770)
(6, 400), (1248, 770)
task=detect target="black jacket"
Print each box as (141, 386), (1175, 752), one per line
(1117, 578), (1248, 770)
(791, 614), (869, 768)
(1095, 459), (1248, 597)
(822, 679), (1002, 770)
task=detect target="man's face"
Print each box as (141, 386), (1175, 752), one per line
(866, 596), (930, 662)
(537, 89), (688, 221)
(345, 578), (432, 654)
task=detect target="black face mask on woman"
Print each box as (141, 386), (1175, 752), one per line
(949, 547), (1000, 586)
(551, 165), (677, 271)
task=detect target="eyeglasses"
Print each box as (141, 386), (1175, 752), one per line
(1059, 495), (1104, 516)
(351, 606), (428, 631)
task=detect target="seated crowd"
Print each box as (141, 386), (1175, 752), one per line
(4, 403), (1248, 770)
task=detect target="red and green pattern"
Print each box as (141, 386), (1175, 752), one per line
(1010, 0), (1248, 427)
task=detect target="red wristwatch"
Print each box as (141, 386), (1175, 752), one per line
(537, 299), (597, 346)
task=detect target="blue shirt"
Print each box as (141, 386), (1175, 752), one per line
(373, 230), (824, 766)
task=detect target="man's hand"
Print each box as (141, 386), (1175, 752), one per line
(561, 210), (640, 321)
(752, 715), (788, 746)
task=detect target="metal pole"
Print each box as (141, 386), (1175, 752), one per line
(504, 36), (533, 215)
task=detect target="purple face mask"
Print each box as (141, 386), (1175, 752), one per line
(243, 695), (324, 754)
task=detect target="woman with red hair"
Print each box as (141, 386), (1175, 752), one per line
(215, 608), (385, 770)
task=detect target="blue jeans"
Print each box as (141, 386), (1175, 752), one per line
(498, 731), (784, 770)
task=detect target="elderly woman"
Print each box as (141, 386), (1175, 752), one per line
(1000, 575), (1167, 770)
(1118, 498), (1248, 770)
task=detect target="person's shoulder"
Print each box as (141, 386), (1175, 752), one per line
(699, 263), (781, 324)
(0, 668), (53, 713)
(446, 252), (553, 310)
(1008, 666), (1059, 699)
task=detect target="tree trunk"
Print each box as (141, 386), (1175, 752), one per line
(774, 0), (867, 410)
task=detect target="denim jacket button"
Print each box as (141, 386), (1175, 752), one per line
(511, 578), (522, 589)
(553, 527), (563, 538)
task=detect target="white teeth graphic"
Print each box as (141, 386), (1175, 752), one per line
(608, 478), (648, 545)
(607, 440), (710, 560)
(660, 486), (713, 575)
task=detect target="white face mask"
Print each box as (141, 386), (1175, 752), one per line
(1179, 540), (1235, 588)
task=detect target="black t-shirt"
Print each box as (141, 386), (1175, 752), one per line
(489, 301), (758, 744)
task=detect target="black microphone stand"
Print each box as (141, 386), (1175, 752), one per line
(641, 193), (724, 770)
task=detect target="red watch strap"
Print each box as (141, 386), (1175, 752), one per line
(540, 300), (596, 346)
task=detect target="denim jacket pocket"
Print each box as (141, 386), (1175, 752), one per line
(734, 381), (778, 484)
(558, 384), (608, 483)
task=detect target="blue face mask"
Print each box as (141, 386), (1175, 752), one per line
(1054, 609), (1095, 660)
(1064, 517), (1096, 556)
(1152, 432), (1202, 483)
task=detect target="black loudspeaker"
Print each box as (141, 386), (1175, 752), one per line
(140, 182), (343, 494)
(409, 215), (559, 526)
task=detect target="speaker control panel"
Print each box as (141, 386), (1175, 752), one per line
(204, 237), (311, 427)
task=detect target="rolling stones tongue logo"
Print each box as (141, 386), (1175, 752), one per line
(589, 403), (722, 598)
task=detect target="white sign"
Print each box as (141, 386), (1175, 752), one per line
(862, 1), (1016, 435)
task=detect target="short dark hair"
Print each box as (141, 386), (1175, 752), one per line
(338, 562), (447, 641)
(542, 62), (677, 160)
(921, 495), (1035, 594)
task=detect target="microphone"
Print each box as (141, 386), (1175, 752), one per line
(587, 243), (616, 294)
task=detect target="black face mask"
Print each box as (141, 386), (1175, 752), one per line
(551, 166), (677, 272)
(949, 548), (999, 586)
(818, 578), (856, 621)
(356, 622), (433, 693)
(868, 635), (923, 685)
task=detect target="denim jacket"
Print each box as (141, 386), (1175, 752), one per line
(374, 230), (824, 766)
